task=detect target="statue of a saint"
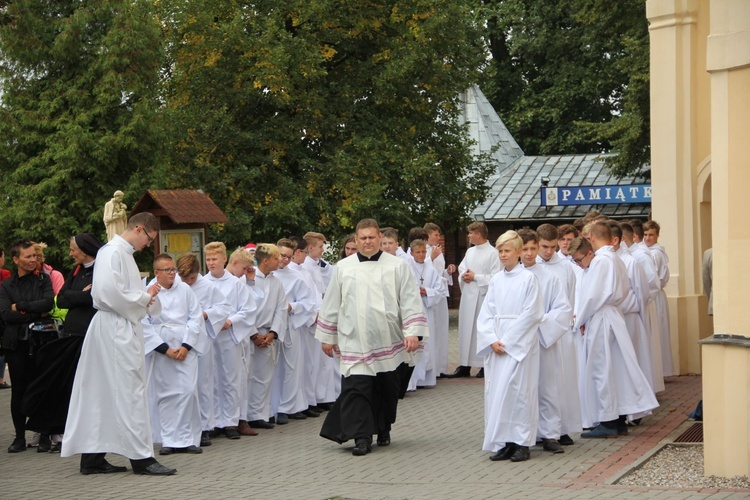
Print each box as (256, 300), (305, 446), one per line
(103, 190), (128, 241)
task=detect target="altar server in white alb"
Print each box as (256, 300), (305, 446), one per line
(423, 223), (455, 378)
(63, 213), (176, 476)
(272, 239), (318, 424)
(204, 242), (257, 440)
(535, 224), (582, 445)
(317, 219), (428, 456)
(246, 244), (287, 429)
(517, 229), (572, 455)
(175, 253), (231, 447)
(478, 230), (544, 463)
(407, 239), (448, 391)
(568, 223), (658, 438)
(643, 220), (673, 377)
(449, 221), (501, 378)
(143, 254), (205, 456)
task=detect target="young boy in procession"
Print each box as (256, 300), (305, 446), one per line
(143, 254), (205, 455)
(517, 229), (572, 454)
(246, 244), (287, 429)
(423, 223), (455, 379)
(406, 239), (447, 391)
(204, 242), (257, 439)
(450, 222), (501, 379)
(271, 239), (318, 424)
(225, 248), (261, 436)
(535, 224), (581, 445)
(568, 225), (658, 438)
(556, 225), (578, 262)
(176, 254), (231, 447)
(380, 228), (402, 257)
(478, 230), (543, 463)
(643, 220), (673, 377)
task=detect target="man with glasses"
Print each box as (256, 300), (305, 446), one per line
(568, 224), (657, 440)
(143, 254), (205, 456)
(63, 213), (177, 476)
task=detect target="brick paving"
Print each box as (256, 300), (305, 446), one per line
(0, 313), (746, 499)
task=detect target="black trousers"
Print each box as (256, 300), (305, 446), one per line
(5, 341), (38, 439)
(320, 369), (401, 444)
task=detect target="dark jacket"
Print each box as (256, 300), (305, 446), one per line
(0, 271), (54, 351)
(56, 263), (96, 336)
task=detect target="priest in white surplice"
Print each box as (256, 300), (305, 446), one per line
(62, 213), (176, 476)
(143, 254), (205, 455)
(316, 219), (428, 456)
(569, 224), (658, 438)
(449, 221), (501, 378)
(478, 230), (543, 463)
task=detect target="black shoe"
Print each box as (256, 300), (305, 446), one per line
(559, 434), (575, 446)
(209, 427), (223, 438)
(176, 445), (202, 454)
(289, 411), (307, 420)
(302, 408), (321, 418)
(200, 431), (212, 447)
(510, 446), (530, 462)
(489, 443), (517, 461)
(159, 447), (175, 456)
(352, 439), (371, 456)
(80, 460), (128, 475)
(541, 439), (564, 454)
(444, 366), (472, 379)
(49, 442), (61, 453)
(377, 431), (390, 446)
(309, 405), (323, 413)
(225, 426), (241, 439)
(37, 434), (51, 453)
(276, 413), (289, 425)
(248, 419), (275, 429)
(317, 402), (333, 411)
(7, 438), (26, 453)
(475, 368), (484, 379)
(133, 462), (177, 476)
(437, 373), (449, 379)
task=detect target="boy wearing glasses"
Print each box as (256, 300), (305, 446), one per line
(143, 254), (205, 455)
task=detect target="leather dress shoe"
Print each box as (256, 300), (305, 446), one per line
(248, 419), (275, 429)
(288, 412), (307, 420)
(559, 434), (574, 446)
(276, 413), (289, 425)
(444, 366), (472, 379)
(617, 423), (629, 436)
(317, 402), (333, 411)
(510, 446), (530, 462)
(225, 426), (241, 439)
(49, 442), (62, 453)
(352, 439), (371, 456)
(159, 447), (175, 456)
(80, 460), (128, 475)
(475, 368), (484, 378)
(581, 424), (618, 438)
(37, 435), (51, 453)
(238, 420), (259, 436)
(7, 438), (26, 453)
(302, 408), (320, 418)
(541, 439), (564, 454)
(133, 462), (177, 476)
(177, 445), (202, 454)
(377, 431), (390, 446)
(489, 443), (516, 461)
(200, 431), (212, 447)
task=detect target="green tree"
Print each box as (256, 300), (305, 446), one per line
(157, 0), (495, 245)
(0, 0), (165, 266)
(480, 0), (650, 177)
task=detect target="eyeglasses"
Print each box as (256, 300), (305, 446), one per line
(573, 252), (591, 266)
(140, 227), (156, 246)
(279, 254), (293, 260)
(155, 268), (177, 274)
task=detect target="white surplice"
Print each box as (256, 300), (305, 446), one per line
(648, 242), (673, 376)
(477, 265), (543, 450)
(62, 235), (162, 460)
(315, 252), (429, 377)
(536, 252), (582, 435)
(574, 247), (658, 428)
(206, 270), (257, 428)
(525, 264), (572, 440)
(427, 244), (452, 375)
(458, 241), (501, 367)
(407, 259), (447, 391)
(185, 274), (230, 431)
(143, 282), (204, 448)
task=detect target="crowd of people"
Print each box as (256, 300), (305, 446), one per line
(0, 210), (672, 473)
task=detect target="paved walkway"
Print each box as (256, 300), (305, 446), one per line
(0, 315), (746, 499)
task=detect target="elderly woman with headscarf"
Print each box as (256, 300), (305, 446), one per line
(23, 233), (104, 452)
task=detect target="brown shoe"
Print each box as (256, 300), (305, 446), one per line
(238, 420), (258, 436)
